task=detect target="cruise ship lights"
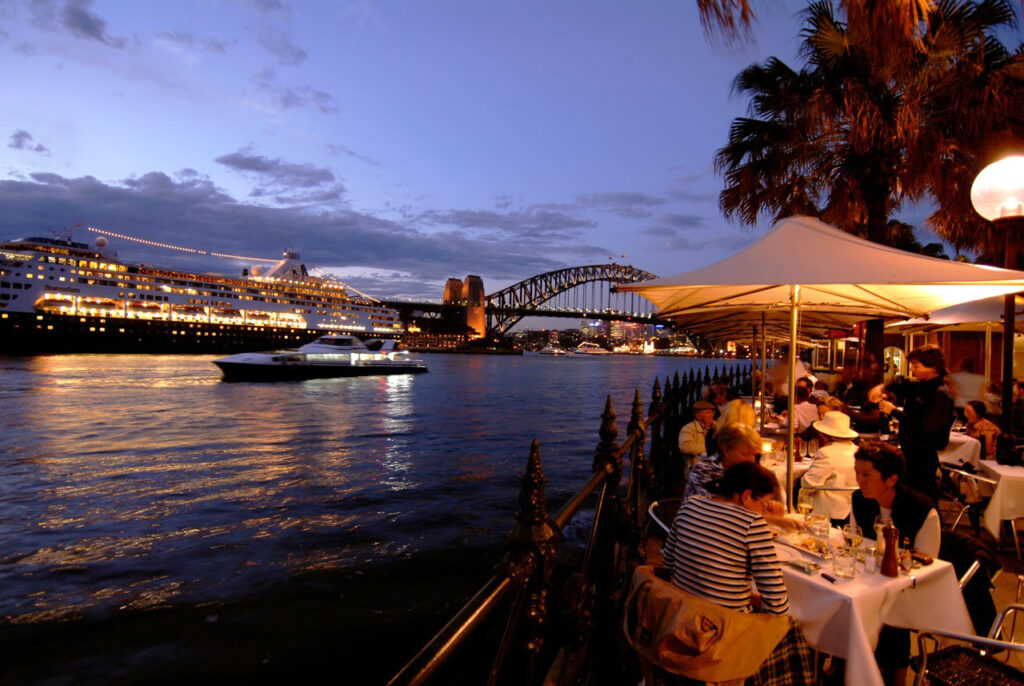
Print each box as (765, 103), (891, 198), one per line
(88, 227), (279, 263)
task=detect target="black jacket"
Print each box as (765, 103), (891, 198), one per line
(852, 484), (933, 548)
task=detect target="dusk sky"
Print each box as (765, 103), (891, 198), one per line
(0, 0), (957, 304)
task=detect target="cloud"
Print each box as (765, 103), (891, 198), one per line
(244, 0), (290, 13)
(156, 31), (233, 58)
(252, 26), (306, 65)
(8, 130), (50, 155)
(418, 206), (597, 240)
(326, 143), (379, 166)
(251, 68), (338, 114)
(575, 191), (667, 219)
(216, 149), (334, 188)
(41, 0), (126, 48)
(0, 172), (579, 299)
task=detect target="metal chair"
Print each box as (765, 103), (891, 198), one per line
(647, 498), (681, 536)
(937, 465), (997, 537)
(913, 604), (1024, 685)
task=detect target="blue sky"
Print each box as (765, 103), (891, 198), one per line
(0, 0), (953, 303)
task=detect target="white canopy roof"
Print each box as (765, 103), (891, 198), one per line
(618, 216), (1024, 321)
(886, 295), (1024, 334)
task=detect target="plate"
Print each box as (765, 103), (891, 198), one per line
(774, 533), (832, 560)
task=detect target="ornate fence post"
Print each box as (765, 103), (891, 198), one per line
(493, 438), (559, 684)
(647, 378), (665, 496)
(624, 389), (648, 569)
(584, 396), (622, 681)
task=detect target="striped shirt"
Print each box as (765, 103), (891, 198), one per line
(662, 496), (789, 614)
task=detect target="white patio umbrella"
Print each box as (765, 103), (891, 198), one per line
(886, 295), (1024, 387)
(618, 216), (1024, 506)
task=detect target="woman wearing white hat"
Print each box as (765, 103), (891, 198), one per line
(800, 411), (859, 523)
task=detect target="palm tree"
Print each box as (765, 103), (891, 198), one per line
(714, 0), (1024, 252)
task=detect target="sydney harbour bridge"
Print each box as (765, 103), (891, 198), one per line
(381, 263), (661, 336)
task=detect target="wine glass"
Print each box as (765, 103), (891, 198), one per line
(842, 523), (863, 551)
(797, 490), (814, 520)
(806, 438), (819, 457)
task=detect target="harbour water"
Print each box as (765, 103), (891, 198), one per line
(0, 352), (749, 684)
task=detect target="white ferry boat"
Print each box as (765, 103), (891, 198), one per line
(0, 234), (405, 353)
(214, 334), (428, 381)
(571, 342), (611, 356)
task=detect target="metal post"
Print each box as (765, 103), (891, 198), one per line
(1001, 221), (1019, 443)
(786, 285), (800, 511)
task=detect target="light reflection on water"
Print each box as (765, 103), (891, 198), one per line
(0, 352), (749, 624)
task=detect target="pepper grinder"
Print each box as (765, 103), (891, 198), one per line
(881, 519), (900, 578)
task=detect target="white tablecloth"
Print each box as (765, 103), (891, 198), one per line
(778, 544), (972, 686)
(766, 460), (810, 506)
(938, 432), (982, 469)
(980, 460), (1024, 540)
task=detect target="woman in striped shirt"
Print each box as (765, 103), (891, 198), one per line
(663, 461), (788, 614)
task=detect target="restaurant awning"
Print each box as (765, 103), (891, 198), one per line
(617, 216), (1024, 508)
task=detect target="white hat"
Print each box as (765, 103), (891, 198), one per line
(812, 411), (859, 439)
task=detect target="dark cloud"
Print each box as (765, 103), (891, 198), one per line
(419, 207), (597, 240)
(251, 68), (338, 114)
(60, 0), (125, 48)
(252, 26), (306, 65)
(245, 0), (290, 13)
(0, 172), (576, 299)
(326, 143), (379, 166)
(8, 130), (50, 155)
(158, 31), (233, 54)
(651, 213), (704, 231)
(575, 191), (667, 219)
(215, 149), (336, 189)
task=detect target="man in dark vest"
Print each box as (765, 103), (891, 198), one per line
(850, 440), (940, 686)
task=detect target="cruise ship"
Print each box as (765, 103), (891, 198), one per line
(0, 234), (405, 354)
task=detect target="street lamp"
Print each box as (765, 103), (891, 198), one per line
(971, 155), (1024, 446)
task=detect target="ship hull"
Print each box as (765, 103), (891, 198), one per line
(214, 360), (428, 381)
(0, 311), (334, 354)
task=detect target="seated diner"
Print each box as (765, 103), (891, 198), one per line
(850, 440), (941, 686)
(661, 461), (814, 685)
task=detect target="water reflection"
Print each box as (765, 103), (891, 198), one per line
(0, 352), (751, 624)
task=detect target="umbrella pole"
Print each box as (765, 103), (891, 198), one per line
(760, 313), (767, 435)
(787, 285), (799, 512)
(985, 323), (993, 387)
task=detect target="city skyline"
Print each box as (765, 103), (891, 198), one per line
(2, 1), (945, 303)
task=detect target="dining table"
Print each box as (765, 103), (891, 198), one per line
(937, 431), (983, 469)
(775, 529), (974, 686)
(979, 459), (1024, 546)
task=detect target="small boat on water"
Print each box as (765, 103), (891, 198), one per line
(213, 334), (428, 380)
(538, 344), (567, 355)
(571, 342), (611, 356)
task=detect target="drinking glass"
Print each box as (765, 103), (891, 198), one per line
(833, 549), (857, 579)
(808, 513), (830, 539)
(842, 523), (863, 551)
(806, 438), (819, 457)
(796, 490), (814, 520)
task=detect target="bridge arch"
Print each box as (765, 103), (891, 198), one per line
(485, 263), (658, 334)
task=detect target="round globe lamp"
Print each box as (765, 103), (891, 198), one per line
(971, 156), (1024, 439)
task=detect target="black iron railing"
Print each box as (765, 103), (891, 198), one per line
(387, 363), (751, 686)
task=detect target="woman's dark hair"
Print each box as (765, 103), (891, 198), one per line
(854, 440), (906, 480)
(713, 461), (778, 499)
(967, 399), (988, 419)
(907, 344), (947, 378)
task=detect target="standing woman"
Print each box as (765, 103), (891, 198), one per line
(870, 344), (954, 503)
